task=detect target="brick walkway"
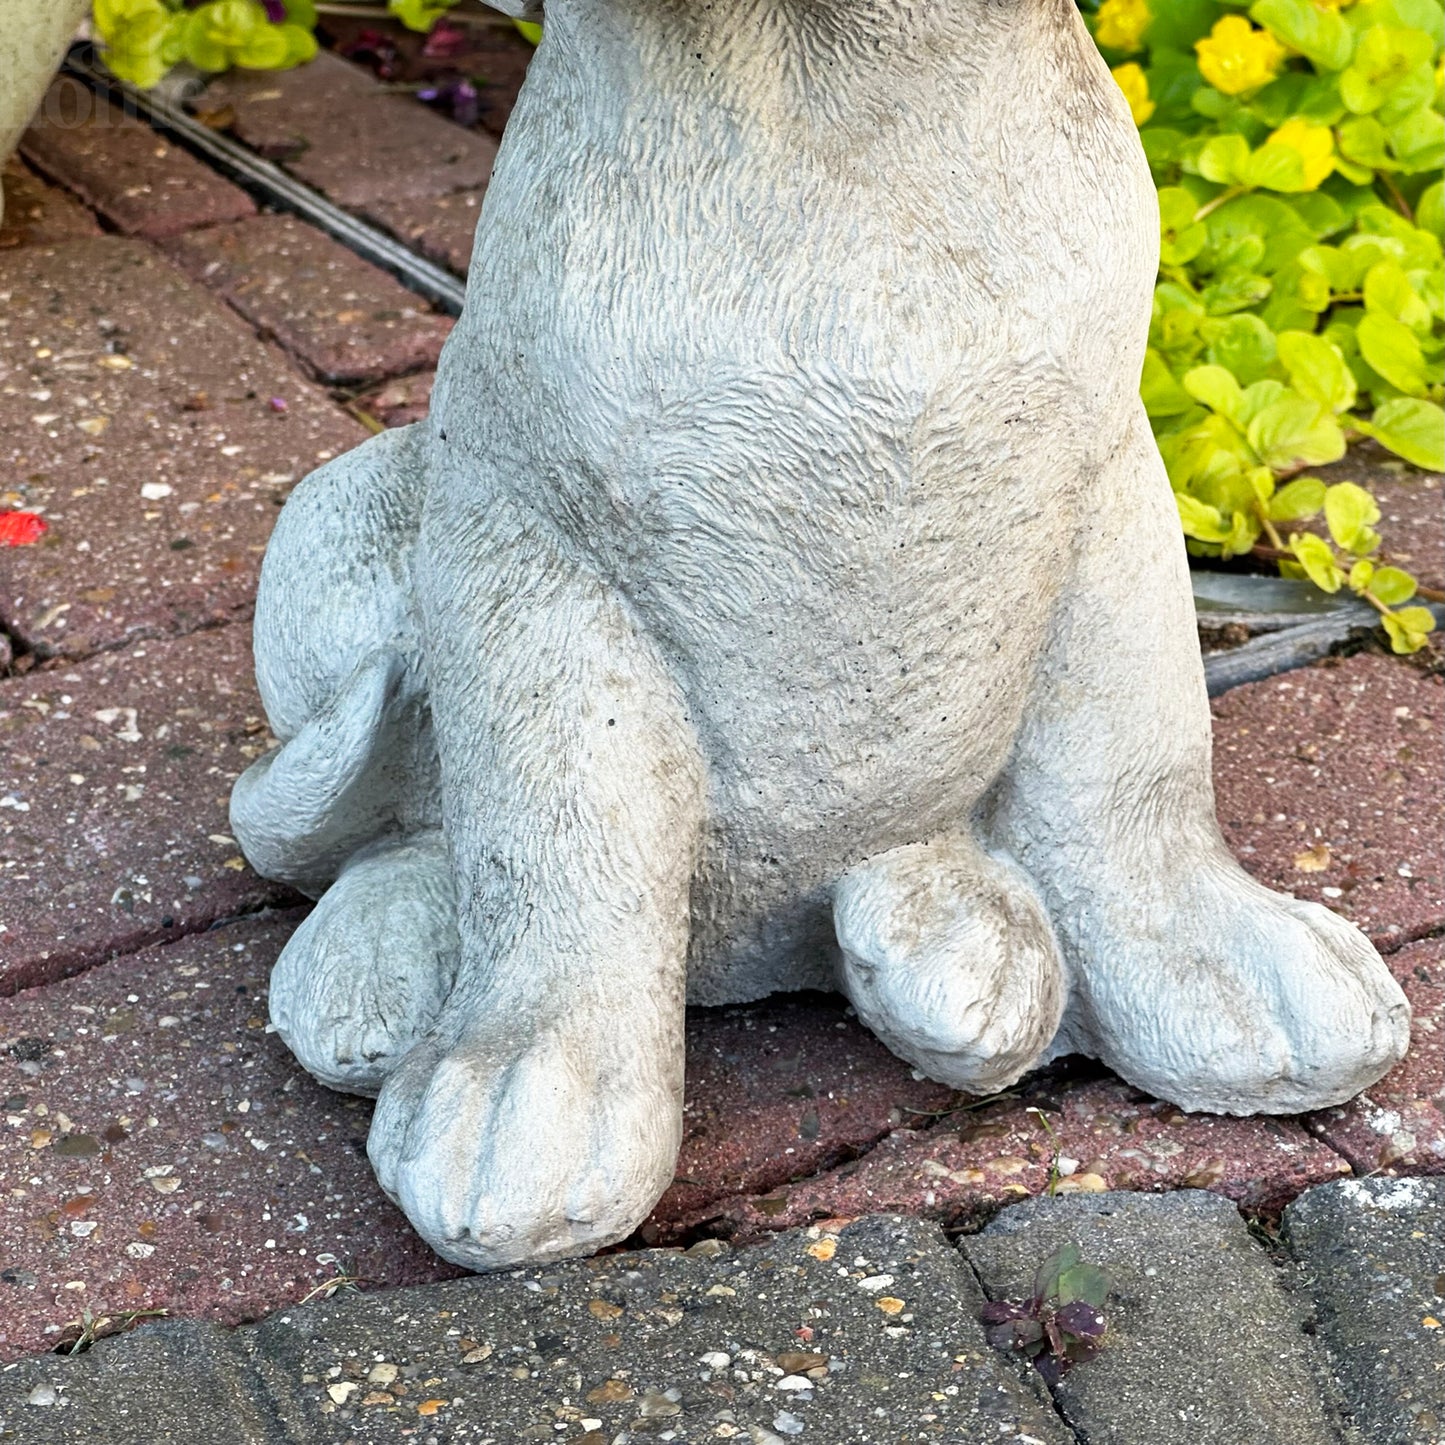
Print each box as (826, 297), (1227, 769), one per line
(1, 45), (1442, 1403)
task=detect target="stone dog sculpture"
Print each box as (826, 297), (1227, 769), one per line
(232, 0), (1410, 1269)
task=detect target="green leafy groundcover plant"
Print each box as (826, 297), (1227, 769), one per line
(1086, 0), (1443, 653)
(92, 1), (463, 86)
(95, 0), (1444, 651)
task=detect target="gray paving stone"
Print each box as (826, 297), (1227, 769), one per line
(1286, 1177), (1445, 1445)
(0, 1215), (1068, 1443)
(964, 1189), (1349, 1445)
(236, 1214), (1071, 1443)
(0, 1317), (284, 1444)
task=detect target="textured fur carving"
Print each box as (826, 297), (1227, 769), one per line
(233, 0), (1410, 1270)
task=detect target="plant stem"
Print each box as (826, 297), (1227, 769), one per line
(1377, 172), (1415, 223)
(1255, 508), (1286, 551)
(1193, 186), (1247, 223)
(1250, 543), (1444, 604)
(1026, 1107), (1063, 1196)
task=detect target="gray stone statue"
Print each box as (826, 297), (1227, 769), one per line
(232, 0), (1410, 1270)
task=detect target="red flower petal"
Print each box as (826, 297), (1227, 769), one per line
(0, 511), (47, 546)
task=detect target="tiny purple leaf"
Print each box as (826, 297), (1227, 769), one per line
(1034, 1353), (1069, 1386)
(980, 1301), (1026, 1324)
(1056, 1301), (1106, 1339)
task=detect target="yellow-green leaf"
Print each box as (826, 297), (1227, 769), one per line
(1276, 330), (1357, 413)
(1356, 312), (1432, 396)
(1176, 492), (1233, 544)
(1183, 365), (1248, 426)
(1246, 395), (1347, 470)
(1323, 480), (1382, 554)
(1348, 558), (1375, 590)
(1290, 531), (1346, 592)
(1353, 399), (1445, 470)
(1381, 605), (1436, 654)
(1267, 476), (1327, 521)
(1370, 565), (1418, 606)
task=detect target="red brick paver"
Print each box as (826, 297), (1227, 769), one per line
(644, 993), (956, 1244)
(0, 914), (461, 1364)
(366, 189), (484, 278)
(316, 13), (535, 143)
(1373, 472), (1445, 596)
(163, 213), (453, 387)
(0, 624), (298, 994)
(1212, 652), (1445, 952)
(0, 158), (99, 250)
(706, 1077), (1351, 1242)
(21, 77), (255, 240)
(1305, 936), (1444, 1176)
(356, 369), (434, 428)
(198, 54), (496, 215)
(0, 236), (365, 659)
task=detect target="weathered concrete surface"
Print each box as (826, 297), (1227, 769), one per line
(1286, 1176), (1445, 1445)
(965, 1190), (1350, 1445)
(22, 78), (255, 240)
(1211, 652), (1445, 952)
(0, 914), (463, 1365)
(1306, 937), (1444, 1178)
(0, 1318), (284, 1445)
(0, 1215), (1072, 1444)
(162, 214), (453, 386)
(0, 236), (365, 658)
(0, 625), (300, 991)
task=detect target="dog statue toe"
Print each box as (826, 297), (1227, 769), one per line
(233, 0), (1409, 1270)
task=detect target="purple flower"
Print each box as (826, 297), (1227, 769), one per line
(261, 0), (287, 22)
(416, 77), (480, 128)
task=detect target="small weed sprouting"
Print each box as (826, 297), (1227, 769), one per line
(980, 1242), (1110, 1385)
(55, 1306), (168, 1356)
